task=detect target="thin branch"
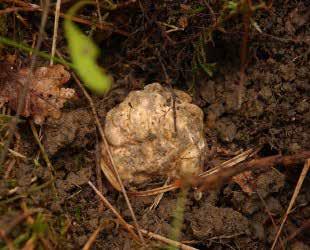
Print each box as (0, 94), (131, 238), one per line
(0, 7), (38, 15)
(271, 159), (310, 250)
(1, 0), (129, 36)
(88, 181), (140, 242)
(82, 222), (103, 250)
(50, 0), (62, 65)
(29, 121), (54, 174)
(88, 181), (198, 250)
(196, 151), (310, 191)
(95, 0), (103, 25)
(95, 137), (104, 212)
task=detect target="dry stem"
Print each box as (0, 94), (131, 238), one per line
(271, 159), (310, 250)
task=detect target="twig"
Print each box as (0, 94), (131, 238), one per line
(156, 49), (177, 134)
(256, 190), (285, 250)
(95, 137), (104, 212)
(271, 159), (310, 250)
(2, 0), (129, 36)
(88, 181), (140, 242)
(0, 178), (54, 205)
(82, 223), (103, 250)
(287, 218), (310, 242)
(148, 177), (170, 211)
(95, 0), (103, 25)
(0, 7), (38, 15)
(88, 181), (198, 250)
(0, 142), (26, 159)
(196, 151), (310, 191)
(72, 74), (145, 244)
(130, 149), (257, 197)
(29, 121), (54, 174)
(50, 0), (62, 65)
(4, 159), (16, 179)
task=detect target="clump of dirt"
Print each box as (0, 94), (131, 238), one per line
(188, 204), (250, 239)
(43, 108), (95, 155)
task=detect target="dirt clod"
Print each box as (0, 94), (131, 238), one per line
(189, 204), (250, 239)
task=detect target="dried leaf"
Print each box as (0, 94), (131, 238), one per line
(0, 64), (75, 124)
(232, 171), (254, 194)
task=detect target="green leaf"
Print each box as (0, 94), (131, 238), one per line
(64, 1), (112, 95)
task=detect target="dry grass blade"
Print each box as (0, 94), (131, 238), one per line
(196, 151), (310, 191)
(72, 73), (144, 243)
(88, 181), (140, 242)
(256, 191), (285, 250)
(271, 159), (310, 250)
(95, 0), (103, 24)
(29, 121), (54, 174)
(130, 148), (257, 197)
(50, 0), (61, 65)
(133, 227), (198, 250)
(2, 0), (129, 36)
(95, 139), (104, 212)
(199, 147), (258, 178)
(128, 181), (181, 197)
(88, 181), (198, 250)
(148, 177), (170, 211)
(0, 142), (26, 159)
(82, 223), (104, 250)
(287, 218), (310, 242)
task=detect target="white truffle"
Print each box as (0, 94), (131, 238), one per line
(102, 83), (206, 187)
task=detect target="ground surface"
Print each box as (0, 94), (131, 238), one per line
(0, 1), (309, 249)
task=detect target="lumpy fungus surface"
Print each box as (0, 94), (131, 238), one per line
(102, 83), (206, 187)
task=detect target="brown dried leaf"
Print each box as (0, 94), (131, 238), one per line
(232, 171), (254, 194)
(0, 64), (75, 124)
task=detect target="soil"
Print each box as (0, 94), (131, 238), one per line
(0, 1), (309, 249)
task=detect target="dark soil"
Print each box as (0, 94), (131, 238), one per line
(0, 1), (309, 249)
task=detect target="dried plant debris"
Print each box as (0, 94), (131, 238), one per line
(102, 83), (206, 187)
(0, 64), (75, 124)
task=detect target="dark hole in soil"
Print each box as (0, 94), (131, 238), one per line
(259, 144), (279, 157)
